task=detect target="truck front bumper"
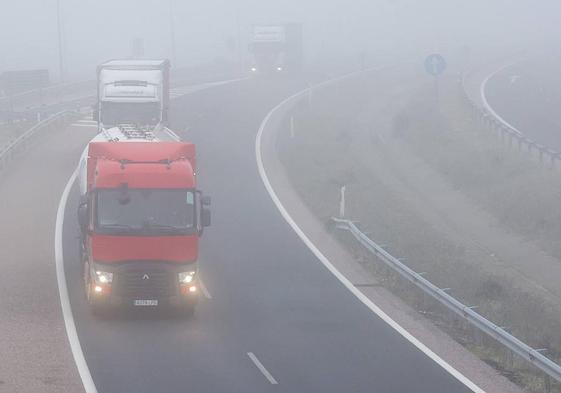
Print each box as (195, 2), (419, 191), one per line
(90, 261), (199, 310)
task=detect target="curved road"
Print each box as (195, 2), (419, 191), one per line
(481, 56), (561, 151)
(53, 77), (479, 392)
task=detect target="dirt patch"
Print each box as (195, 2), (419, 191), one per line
(277, 66), (561, 392)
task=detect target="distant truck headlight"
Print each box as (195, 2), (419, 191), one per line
(276, 66), (283, 72)
(178, 271), (196, 284)
(95, 270), (113, 284)
(251, 67), (257, 72)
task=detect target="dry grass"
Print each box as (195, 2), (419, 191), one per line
(400, 79), (561, 259)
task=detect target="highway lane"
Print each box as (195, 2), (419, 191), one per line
(483, 55), (561, 151)
(62, 76), (476, 392)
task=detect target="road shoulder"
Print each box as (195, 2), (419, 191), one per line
(0, 120), (96, 392)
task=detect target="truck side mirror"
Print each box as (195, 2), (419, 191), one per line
(78, 202), (88, 232)
(201, 208), (211, 228)
(201, 195), (211, 206)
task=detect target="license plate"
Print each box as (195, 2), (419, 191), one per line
(134, 300), (158, 306)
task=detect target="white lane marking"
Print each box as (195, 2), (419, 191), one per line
(480, 61), (523, 136)
(255, 70), (485, 393)
(198, 276), (212, 299)
(55, 169), (99, 393)
(77, 120), (96, 124)
(247, 352), (278, 385)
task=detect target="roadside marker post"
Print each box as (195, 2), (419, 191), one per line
(339, 185), (346, 218)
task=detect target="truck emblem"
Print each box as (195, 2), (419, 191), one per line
(142, 274), (150, 280)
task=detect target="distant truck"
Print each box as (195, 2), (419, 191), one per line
(78, 59), (211, 315)
(249, 24), (302, 75)
(94, 59), (170, 128)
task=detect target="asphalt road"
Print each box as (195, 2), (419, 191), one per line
(483, 56), (561, 151)
(60, 77), (475, 393)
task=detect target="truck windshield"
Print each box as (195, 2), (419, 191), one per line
(95, 189), (196, 236)
(100, 102), (160, 126)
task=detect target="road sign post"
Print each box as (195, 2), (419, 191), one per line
(424, 53), (447, 106)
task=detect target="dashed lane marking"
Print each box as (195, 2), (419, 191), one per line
(247, 352), (278, 385)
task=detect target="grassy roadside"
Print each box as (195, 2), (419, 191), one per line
(400, 78), (561, 260)
(277, 68), (561, 392)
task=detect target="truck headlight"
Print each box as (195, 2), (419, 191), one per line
(95, 271), (113, 284)
(178, 271), (196, 284)
(251, 67), (257, 72)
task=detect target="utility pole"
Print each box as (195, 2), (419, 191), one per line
(56, 0), (64, 82)
(236, 6), (243, 76)
(169, 0), (177, 66)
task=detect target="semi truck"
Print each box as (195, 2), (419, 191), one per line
(249, 24), (303, 75)
(94, 59), (170, 129)
(78, 140), (210, 315)
(78, 59), (211, 315)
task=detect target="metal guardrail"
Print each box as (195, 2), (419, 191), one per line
(331, 216), (561, 384)
(460, 72), (561, 169)
(0, 110), (76, 169)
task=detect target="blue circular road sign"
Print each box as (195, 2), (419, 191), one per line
(425, 54), (447, 76)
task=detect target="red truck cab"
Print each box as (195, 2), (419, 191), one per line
(78, 141), (210, 315)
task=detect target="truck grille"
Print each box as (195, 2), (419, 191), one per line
(116, 264), (175, 299)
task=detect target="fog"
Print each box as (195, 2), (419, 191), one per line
(5, 2), (561, 393)
(2, 0), (561, 80)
